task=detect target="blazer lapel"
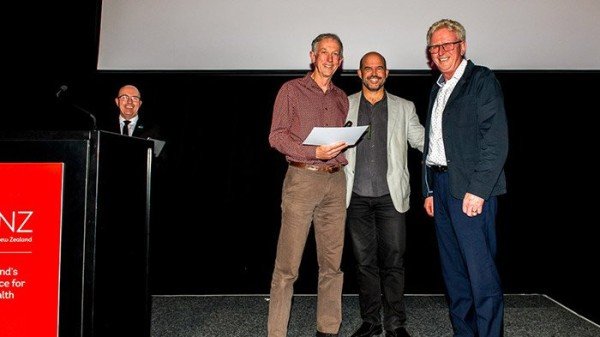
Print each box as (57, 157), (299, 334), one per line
(444, 60), (474, 112)
(387, 93), (401, 148)
(132, 121), (145, 137)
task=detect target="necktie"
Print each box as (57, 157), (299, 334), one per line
(122, 120), (131, 136)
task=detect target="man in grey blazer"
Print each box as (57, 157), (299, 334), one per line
(344, 52), (424, 337)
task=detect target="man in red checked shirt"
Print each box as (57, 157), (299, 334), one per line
(267, 33), (349, 337)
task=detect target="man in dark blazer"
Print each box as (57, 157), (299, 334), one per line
(422, 19), (508, 337)
(111, 84), (167, 175)
(112, 84), (161, 139)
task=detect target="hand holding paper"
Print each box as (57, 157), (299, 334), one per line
(316, 141), (348, 160)
(303, 125), (369, 146)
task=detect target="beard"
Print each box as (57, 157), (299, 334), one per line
(362, 76), (385, 91)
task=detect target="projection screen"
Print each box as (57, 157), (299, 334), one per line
(97, 0), (600, 71)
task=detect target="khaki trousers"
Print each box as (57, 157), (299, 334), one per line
(268, 166), (346, 337)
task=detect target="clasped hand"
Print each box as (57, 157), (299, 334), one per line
(315, 141), (348, 160)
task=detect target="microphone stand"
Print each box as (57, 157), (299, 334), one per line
(71, 102), (97, 130)
(55, 87), (97, 131)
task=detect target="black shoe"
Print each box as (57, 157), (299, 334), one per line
(316, 331), (338, 337)
(385, 327), (411, 337)
(351, 322), (383, 337)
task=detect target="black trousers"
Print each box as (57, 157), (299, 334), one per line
(347, 193), (407, 330)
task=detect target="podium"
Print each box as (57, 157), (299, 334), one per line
(0, 131), (153, 337)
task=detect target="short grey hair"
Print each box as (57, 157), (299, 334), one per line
(311, 33), (343, 58)
(427, 19), (466, 46)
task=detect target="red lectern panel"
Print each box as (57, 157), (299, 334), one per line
(0, 163), (64, 337)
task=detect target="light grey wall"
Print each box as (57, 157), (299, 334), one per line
(98, 0), (600, 70)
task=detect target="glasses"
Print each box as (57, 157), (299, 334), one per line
(428, 40), (462, 54)
(118, 95), (141, 102)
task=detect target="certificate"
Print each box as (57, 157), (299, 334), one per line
(302, 125), (369, 146)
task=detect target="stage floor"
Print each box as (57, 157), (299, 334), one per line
(151, 294), (599, 337)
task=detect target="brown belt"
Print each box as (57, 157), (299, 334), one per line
(289, 161), (341, 173)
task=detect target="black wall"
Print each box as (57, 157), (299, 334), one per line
(7, 1), (599, 324)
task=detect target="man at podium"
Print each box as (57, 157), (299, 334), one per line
(112, 84), (161, 139)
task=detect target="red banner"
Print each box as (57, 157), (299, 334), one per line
(0, 163), (64, 337)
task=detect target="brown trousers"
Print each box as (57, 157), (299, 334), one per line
(267, 166), (347, 337)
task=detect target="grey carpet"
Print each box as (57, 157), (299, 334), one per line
(151, 294), (600, 337)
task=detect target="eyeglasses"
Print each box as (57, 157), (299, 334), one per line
(118, 95), (141, 102)
(427, 40), (462, 54)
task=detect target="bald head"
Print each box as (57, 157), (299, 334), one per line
(359, 52), (387, 70)
(115, 84), (143, 120)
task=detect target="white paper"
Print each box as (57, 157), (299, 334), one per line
(302, 126), (369, 146)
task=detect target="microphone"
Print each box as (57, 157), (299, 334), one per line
(55, 85), (68, 98)
(55, 84), (97, 130)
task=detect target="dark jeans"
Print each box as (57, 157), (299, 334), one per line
(347, 193), (407, 330)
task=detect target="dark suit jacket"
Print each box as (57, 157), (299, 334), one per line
(105, 117), (162, 140)
(422, 60), (508, 200)
(132, 117), (161, 139)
